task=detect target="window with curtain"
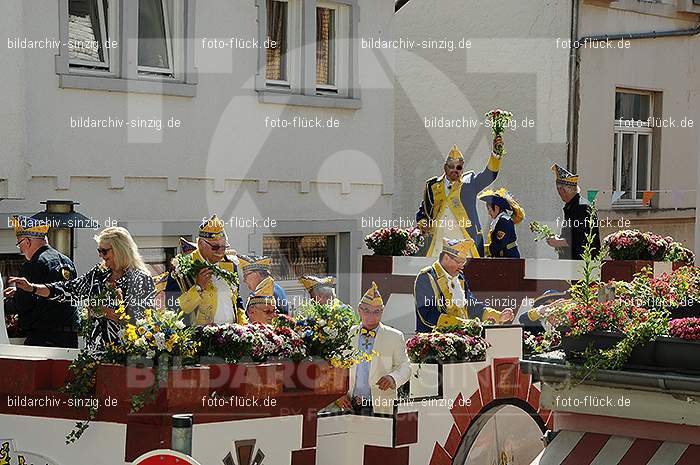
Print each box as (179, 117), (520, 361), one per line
(266, 0), (288, 82)
(138, 0), (173, 75)
(263, 235), (335, 281)
(316, 6), (336, 88)
(612, 90), (653, 202)
(68, 0), (109, 68)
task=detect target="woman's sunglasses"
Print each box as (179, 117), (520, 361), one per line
(97, 247), (112, 256)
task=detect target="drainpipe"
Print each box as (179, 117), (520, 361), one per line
(696, 126), (700, 265)
(566, 0), (581, 173)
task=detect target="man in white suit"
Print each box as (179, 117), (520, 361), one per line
(336, 281), (411, 415)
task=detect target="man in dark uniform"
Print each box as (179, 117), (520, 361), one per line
(3, 215), (78, 347)
(546, 164), (601, 260)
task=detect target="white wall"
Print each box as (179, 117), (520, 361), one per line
(0, 1), (28, 199)
(0, 0), (397, 305)
(577, 3), (699, 246)
(393, 0), (572, 258)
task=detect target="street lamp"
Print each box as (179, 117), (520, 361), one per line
(31, 200), (96, 260)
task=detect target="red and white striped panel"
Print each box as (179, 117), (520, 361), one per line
(531, 431), (700, 465)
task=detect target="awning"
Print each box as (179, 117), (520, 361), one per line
(530, 431), (700, 465)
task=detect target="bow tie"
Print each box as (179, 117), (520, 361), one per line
(361, 328), (376, 338)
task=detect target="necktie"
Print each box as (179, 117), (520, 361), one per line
(447, 182), (452, 191)
(361, 328), (376, 338)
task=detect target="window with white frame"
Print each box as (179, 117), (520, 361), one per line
(257, 0), (358, 107)
(58, 0), (197, 97)
(612, 90), (654, 203)
(68, 0), (111, 70)
(266, 0), (290, 85)
(138, 0), (175, 76)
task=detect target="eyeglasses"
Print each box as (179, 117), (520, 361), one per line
(445, 164), (463, 171)
(97, 247), (112, 256)
(203, 239), (228, 251)
(359, 308), (383, 317)
(15, 238), (28, 248)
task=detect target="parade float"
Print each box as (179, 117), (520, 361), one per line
(1, 222), (698, 465)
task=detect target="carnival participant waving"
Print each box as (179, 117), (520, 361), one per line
(3, 215), (78, 348)
(415, 134), (506, 258)
(336, 282), (410, 415)
(414, 238), (514, 333)
(165, 215), (247, 326)
(7, 226), (155, 351)
(478, 187), (525, 258)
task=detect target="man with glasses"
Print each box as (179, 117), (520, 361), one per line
(2, 215), (78, 347)
(335, 282), (410, 416)
(416, 135), (506, 257)
(164, 215), (247, 326)
(414, 238), (513, 333)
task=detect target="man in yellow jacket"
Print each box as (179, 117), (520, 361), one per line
(165, 215), (247, 326)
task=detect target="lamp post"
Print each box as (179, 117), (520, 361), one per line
(31, 200), (95, 260)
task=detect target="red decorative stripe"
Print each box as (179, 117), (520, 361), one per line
(395, 412), (418, 446)
(363, 446), (409, 465)
(291, 449), (315, 465)
(618, 439), (662, 465)
(443, 424), (461, 457)
(449, 392), (470, 434)
(676, 444), (700, 465)
(560, 433), (610, 465)
(429, 443), (452, 465)
(477, 365), (494, 406)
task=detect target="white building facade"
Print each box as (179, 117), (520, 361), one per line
(0, 0), (398, 305)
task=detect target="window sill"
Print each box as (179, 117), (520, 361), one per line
(58, 74), (196, 97)
(610, 202), (652, 211)
(257, 90), (361, 109)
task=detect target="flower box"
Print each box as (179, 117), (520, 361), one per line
(601, 260), (654, 282)
(560, 331), (623, 360)
(0, 359), (70, 395)
(652, 336), (700, 375)
(208, 362), (284, 398)
(286, 360), (348, 396)
(95, 364), (210, 412)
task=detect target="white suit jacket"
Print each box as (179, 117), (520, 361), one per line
(348, 322), (411, 415)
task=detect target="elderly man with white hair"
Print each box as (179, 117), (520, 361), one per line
(546, 164), (601, 260)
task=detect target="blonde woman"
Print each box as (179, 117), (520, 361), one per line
(9, 227), (155, 350)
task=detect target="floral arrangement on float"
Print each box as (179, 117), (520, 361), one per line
(603, 229), (694, 265)
(196, 321), (307, 363)
(364, 226), (423, 256)
(522, 329), (561, 356)
(668, 318), (700, 340)
(551, 210), (700, 377)
(405, 320), (490, 364)
(65, 307), (199, 444)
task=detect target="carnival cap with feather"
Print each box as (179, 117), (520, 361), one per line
(478, 187), (525, 224)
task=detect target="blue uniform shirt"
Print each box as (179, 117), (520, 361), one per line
(352, 329), (376, 399)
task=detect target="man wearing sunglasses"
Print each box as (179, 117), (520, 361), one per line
(164, 215), (247, 326)
(416, 135), (506, 257)
(2, 215), (78, 347)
